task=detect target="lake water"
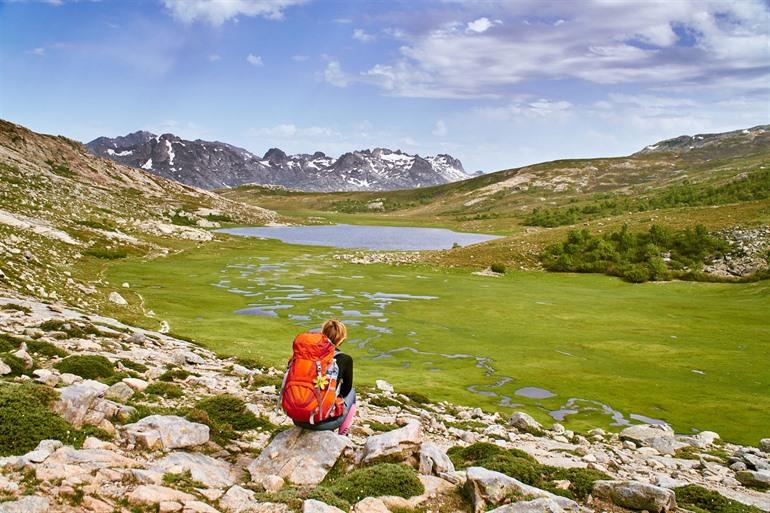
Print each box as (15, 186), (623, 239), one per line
(216, 224), (500, 250)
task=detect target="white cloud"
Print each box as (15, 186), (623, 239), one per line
(291, 54), (309, 62)
(161, 0), (308, 25)
(353, 28), (375, 43)
(208, 53), (222, 62)
(323, 60), (349, 87)
(333, 17), (352, 24)
(246, 53), (263, 66)
(466, 17), (501, 34)
(432, 120), (447, 137)
(477, 98), (573, 121)
(28, 47), (46, 56)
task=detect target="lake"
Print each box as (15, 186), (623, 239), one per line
(215, 224), (501, 250)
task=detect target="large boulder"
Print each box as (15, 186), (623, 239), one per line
(152, 451), (237, 488)
(351, 497), (391, 513)
(488, 497), (566, 513)
(127, 485), (196, 505)
(303, 499), (347, 513)
(53, 380), (109, 428)
(418, 442), (455, 476)
(509, 412), (542, 434)
(247, 427), (350, 486)
(464, 467), (579, 513)
(592, 480), (677, 513)
(363, 421), (422, 464)
(220, 485), (291, 513)
(0, 496), (50, 513)
(736, 470), (770, 488)
(620, 424), (673, 445)
(760, 439), (770, 453)
(123, 415), (210, 450)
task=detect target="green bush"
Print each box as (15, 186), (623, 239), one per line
(674, 485), (764, 513)
(490, 263), (506, 274)
(194, 394), (266, 431)
(119, 359), (148, 373)
(84, 246), (129, 260)
(403, 391), (431, 405)
(1, 303), (31, 314)
(369, 421), (399, 432)
(38, 320), (102, 338)
(26, 340), (69, 358)
(0, 383), (94, 455)
(329, 464), (424, 503)
(0, 333), (23, 352)
(1, 354), (33, 377)
(169, 212), (198, 227)
(145, 382), (183, 398)
(55, 355), (114, 379)
(158, 368), (192, 382)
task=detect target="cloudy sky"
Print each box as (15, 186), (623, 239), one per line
(1, 0), (768, 173)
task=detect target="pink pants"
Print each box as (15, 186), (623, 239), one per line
(338, 403), (356, 435)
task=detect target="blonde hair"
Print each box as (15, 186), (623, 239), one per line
(322, 319), (347, 346)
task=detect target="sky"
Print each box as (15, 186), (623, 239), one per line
(0, 0), (769, 173)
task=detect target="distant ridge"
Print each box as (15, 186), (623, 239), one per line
(87, 132), (468, 192)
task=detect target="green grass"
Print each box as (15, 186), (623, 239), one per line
(55, 355), (115, 379)
(105, 236), (770, 445)
(144, 382), (183, 398)
(673, 485), (764, 513)
(327, 464), (424, 503)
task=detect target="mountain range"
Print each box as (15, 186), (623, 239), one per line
(86, 132), (468, 192)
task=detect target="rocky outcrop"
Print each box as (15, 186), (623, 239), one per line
(363, 421), (422, 464)
(592, 480), (677, 512)
(123, 415), (210, 450)
(465, 467), (580, 513)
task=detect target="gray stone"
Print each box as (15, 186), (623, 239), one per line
(0, 496), (50, 513)
(53, 380), (109, 428)
(487, 497), (566, 513)
(152, 451), (237, 488)
(220, 485), (291, 513)
(736, 470), (770, 488)
(620, 424), (675, 446)
(592, 480), (677, 513)
(247, 427), (350, 486)
(105, 381), (135, 402)
(128, 485), (195, 505)
(418, 441), (455, 476)
(123, 415), (209, 450)
(0, 359), (11, 376)
(303, 499), (346, 513)
(108, 291), (128, 305)
(509, 412), (542, 434)
(363, 421), (422, 464)
(760, 439), (770, 453)
(465, 467), (578, 513)
(173, 349), (205, 365)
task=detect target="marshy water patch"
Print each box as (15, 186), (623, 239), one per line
(216, 224), (501, 250)
(515, 386), (556, 399)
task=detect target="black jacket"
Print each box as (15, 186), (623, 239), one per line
(335, 352), (353, 397)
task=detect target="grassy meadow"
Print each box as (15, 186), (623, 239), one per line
(105, 234), (770, 445)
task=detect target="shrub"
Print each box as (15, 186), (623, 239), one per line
(55, 355), (114, 379)
(1, 303), (31, 314)
(145, 382), (183, 399)
(235, 356), (270, 370)
(674, 485), (764, 513)
(119, 359), (148, 373)
(369, 421), (399, 432)
(84, 246), (129, 260)
(490, 263), (506, 274)
(0, 333), (23, 352)
(1, 354), (33, 377)
(0, 383), (86, 455)
(38, 320), (102, 338)
(169, 212), (198, 227)
(163, 470), (205, 493)
(26, 340), (69, 358)
(206, 213), (233, 223)
(403, 391), (431, 405)
(329, 464), (424, 503)
(158, 368), (192, 382)
(194, 394), (266, 431)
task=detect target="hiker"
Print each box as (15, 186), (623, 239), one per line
(280, 319), (356, 435)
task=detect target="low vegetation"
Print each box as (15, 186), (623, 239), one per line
(144, 382), (183, 398)
(541, 224), (734, 283)
(55, 355), (115, 379)
(449, 443), (610, 500)
(327, 463), (424, 504)
(673, 485), (765, 513)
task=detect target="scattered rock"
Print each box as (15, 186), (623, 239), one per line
(375, 380), (394, 392)
(247, 427), (350, 486)
(736, 470), (770, 488)
(123, 415), (210, 450)
(363, 421), (422, 464)
(465, 467), (578, 513)
(487, 497), (567, 513)
(509, 412), (542, 434)
(592, 480), (677, 513)
(53, 379), (109, 428)
(760, 438), (770, 453)
(105, 381), (135, 402)
(108, 291), (128, 305)
(0, 496), (50, 513)
(418, 441), (455, 476)
(152, 451), (237, 488)
(303, 499), (346, 513)
(128, 485), (196, 505)
(351, 497), (391, 513)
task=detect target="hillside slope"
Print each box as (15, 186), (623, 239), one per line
(0, 119), (276, 309)
(87, 131), (468, 192)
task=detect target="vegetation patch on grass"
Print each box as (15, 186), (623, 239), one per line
(194, 394), (267, 431)
(327, 463), (424, 503)
(26, 339), (69, 358)
(0, 333), (24, 352)
(162, 470), (205, 494)
(1, 353), (34, 377)
(119, 359), (148, 373)
(449, 442), (609, 500)
(38, 319), (104, 338)
(158, 368), (193, 382)
(541, 224), (731, 283)
(253, 486), (351, 512)
(1, 303), (31, 314)
(45, 159), (75, 178)
(55, 355), (115, 379)
(368, 421), (399, 432)
(673, 485), (764, 513)
(144, 382), (183, 398)
(84, 245), (129, 260)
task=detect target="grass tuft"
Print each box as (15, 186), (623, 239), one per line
(55, 355), (115, 379)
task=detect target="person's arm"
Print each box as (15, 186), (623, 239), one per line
(335, 353), (353, 397)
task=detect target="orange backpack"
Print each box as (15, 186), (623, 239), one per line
(280, 332), (344, 424)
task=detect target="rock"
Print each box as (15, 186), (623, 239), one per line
(108, 292), (128, 305)
(464, 467), (578, 513)
(688, 431), (720, 448)
(123, 415), (210, 450)
(18, 439), (62, 465)
(82, 496), (113, 513)
(351, 497), (391, 513)
(363, 421), (422, 464)
(487, 497), (566, 513)
(173, 349), (205, 365)
(182, 501), (220, 513)
(53, 380), (109, 428)
(159, 502), (182, 513)
(509, 412), (543, 434)
(105, 381), (135, 402)
(0, 496), (50, 513)
(128, 485), (196, 505)
(13, 346), (33, 368)
(261, 474), (285, 493)
(0, 359), (11, 376)
(303, 500), (347, 513)
(649, 436), (688, 456)
(375, 380), (394, 392)
(736, 470), (770, 488)
(592, 480), (677, 513)
(760, 439), (770, 453)
(126, 332), (147, 345)
(730, 461), (748, 472)
(123, 377), (149, 391)
(32, 369), (59, 387)
(220, 485), (291, 513)
(418, 441), (455, 476)
(620, 424), (674, 446)
(152, 451), (237, 488)
(247, 427), (350, 486)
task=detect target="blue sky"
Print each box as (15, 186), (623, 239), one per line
(1, 0), (768, 173)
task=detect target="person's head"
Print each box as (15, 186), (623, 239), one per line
(322, 319), (347, 347)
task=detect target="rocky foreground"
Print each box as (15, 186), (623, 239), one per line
(0, 294), (768, 513)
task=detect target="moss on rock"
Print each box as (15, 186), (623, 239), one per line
(328, 463), (424, 503)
